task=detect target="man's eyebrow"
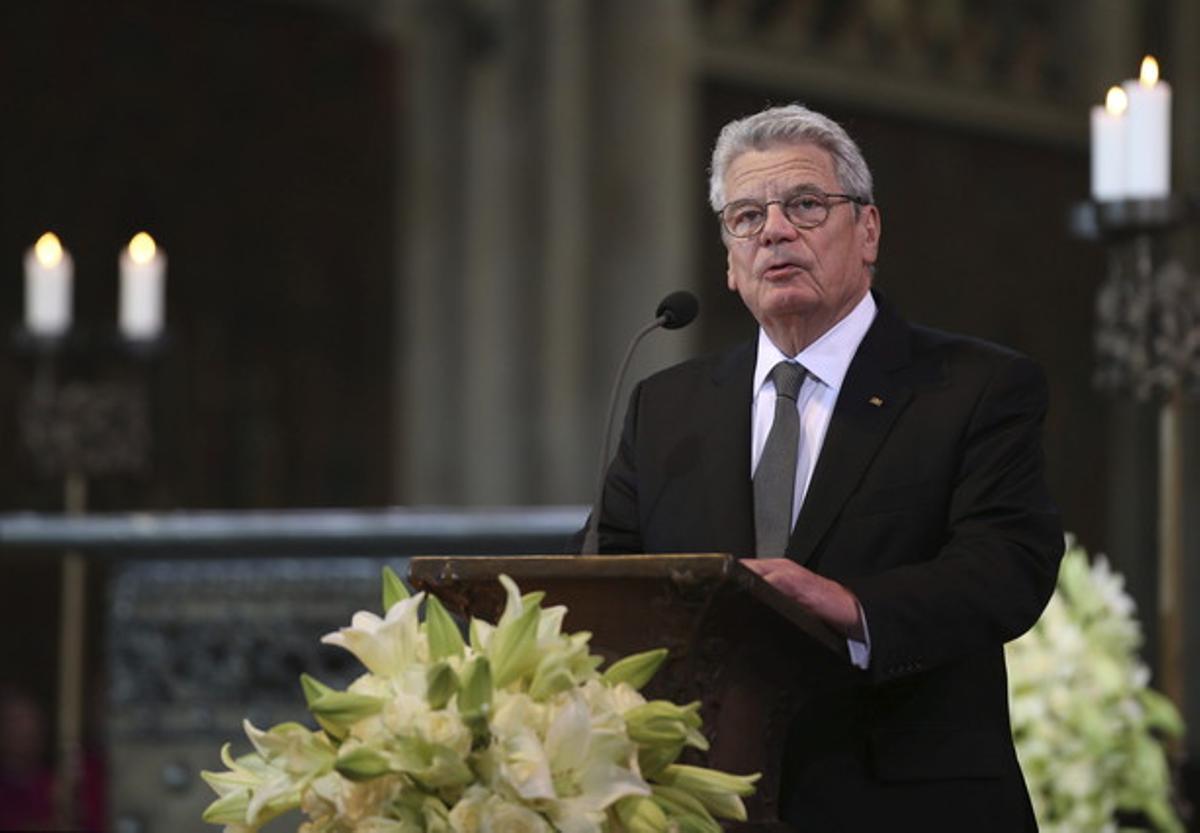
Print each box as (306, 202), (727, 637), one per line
(728, 184), (825, 204)
(781, 184), (826, 197)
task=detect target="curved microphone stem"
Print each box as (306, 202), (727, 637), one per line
(581, 315), (667, 555)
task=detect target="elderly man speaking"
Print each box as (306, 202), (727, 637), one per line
(593, 104), (1063, 831)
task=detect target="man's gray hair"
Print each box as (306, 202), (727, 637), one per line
(708, 104), (874, 211)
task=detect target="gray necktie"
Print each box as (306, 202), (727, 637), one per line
(754, 361), (806, 557)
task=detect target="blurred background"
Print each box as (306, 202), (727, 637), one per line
(0, 0), (1197, 829)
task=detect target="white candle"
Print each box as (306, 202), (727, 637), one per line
(1090, 85), (1127, 201)
(1122, 55), (1171, 199)
(119, 232), (166, 340)
(24, 232), (74, 337)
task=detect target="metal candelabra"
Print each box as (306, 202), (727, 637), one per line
(13, 327), (160, 829)
(1070, 194), (1200, 713)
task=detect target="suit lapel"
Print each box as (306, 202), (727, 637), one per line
(789, 298), (914, 565)
(702, 339), (756, 556)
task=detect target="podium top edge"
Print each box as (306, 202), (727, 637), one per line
(408, 553), (735, 582)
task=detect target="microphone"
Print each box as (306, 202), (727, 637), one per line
(657, 290), (699, 330)
(581, 290), (699, 554)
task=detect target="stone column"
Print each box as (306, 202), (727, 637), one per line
(384, 1), (471, 503)
(538, 0), (592, 502)
(457, 0), (543, 504)
(385, 0), (700, 506)
(587, 0), (700, 464)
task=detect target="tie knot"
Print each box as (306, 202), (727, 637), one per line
(770, 361), (806, 401)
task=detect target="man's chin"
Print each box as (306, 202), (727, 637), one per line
(758, 287), (821, 318)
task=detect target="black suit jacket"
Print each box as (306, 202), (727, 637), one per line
(596, 295), (1063, 832)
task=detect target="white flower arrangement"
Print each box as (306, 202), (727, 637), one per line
(1007, 537), (1185, 833)
(202, 569), (759, 833)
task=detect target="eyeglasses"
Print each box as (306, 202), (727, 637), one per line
(717, 190), (869, 238)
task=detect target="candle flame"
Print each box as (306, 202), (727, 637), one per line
(128, 232), (157, 265)
(34, 232), (64, 268)
(1105, 85), (1128, 116)
(1140, 55), (1159, 87)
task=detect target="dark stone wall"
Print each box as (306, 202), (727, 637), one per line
(0, 0), (397, 514)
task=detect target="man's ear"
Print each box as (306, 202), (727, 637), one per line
(859, 204), (881, 265)
(726, 247), (737, 292)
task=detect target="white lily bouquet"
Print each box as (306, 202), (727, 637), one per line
(1006, 538), (1185, 833)
(202, 568), (759, 833)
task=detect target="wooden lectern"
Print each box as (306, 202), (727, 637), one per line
(408, 553), (848, 831)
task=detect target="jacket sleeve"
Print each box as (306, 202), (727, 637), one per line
(843, 354), (1064, 683)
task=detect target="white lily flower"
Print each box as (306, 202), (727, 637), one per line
(480, 794), (553, 833)
(449, 785), (492, 833)
(322, 593), (428, 677)
(540, 692), (650, 833)
(204, 574), (758, 833)
(1007, 539), (1185, 833)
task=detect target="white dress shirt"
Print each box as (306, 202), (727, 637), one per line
(750, 290), (877, 667)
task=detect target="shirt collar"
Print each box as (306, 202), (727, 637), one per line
(753, 291), (878, 394)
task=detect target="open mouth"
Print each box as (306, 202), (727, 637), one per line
(761, 262), (804, 280)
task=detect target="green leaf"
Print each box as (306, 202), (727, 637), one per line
(469, 618), (494, 654)
(490, 602), (542, 689)
(426, 595), (466, 660)
(457, 657), (493, 743)
(300, 673), (345, 738)
(382, 565), (410, 612)
(426, 661), (459, 710)
(299, 673), (334, 707)
(529, 653), (576, 701)
(1140, 688), (1186, 737)
(520, 590), (547, 609)
(602, 648), (669, 690)
(458, 657), (493, 718)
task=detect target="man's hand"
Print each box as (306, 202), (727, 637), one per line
(740, 558), (865, 640)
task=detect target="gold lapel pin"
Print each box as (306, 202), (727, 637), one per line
(868, 396), (884, 407)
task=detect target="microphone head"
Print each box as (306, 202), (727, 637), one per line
(656, 290), (699, 330)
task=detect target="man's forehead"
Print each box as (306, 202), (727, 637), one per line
(725, 142), (837, 196)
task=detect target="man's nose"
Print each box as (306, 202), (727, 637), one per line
(759, 201), (799, 245)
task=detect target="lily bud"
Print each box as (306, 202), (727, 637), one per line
(616, 795), (669, 833)
(601, 648), (668, 690)
(201, 786), (251, 824)
(650, 784), (719, 830)
(308, 690), (387, 733)
(336, 743), (393, 781)
(654, 764), (760, 821)
(638, 744), (683, 779)
(624, 701), (707, 749)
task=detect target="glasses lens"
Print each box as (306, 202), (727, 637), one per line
(723, 202), (765, 237)
(783, 193), (829, 228)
